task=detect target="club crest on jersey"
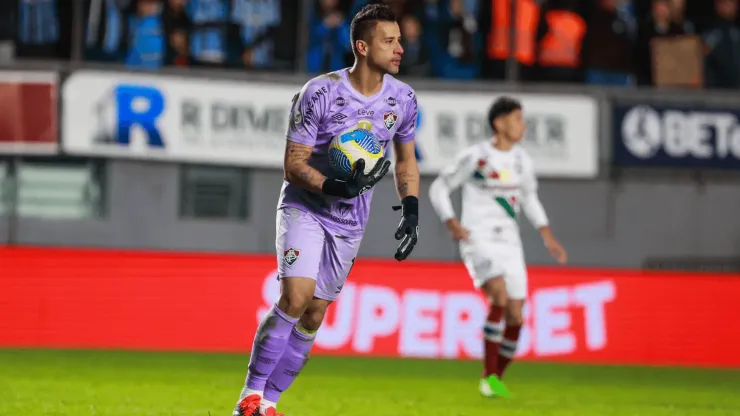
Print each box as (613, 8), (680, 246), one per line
(383, 111), (398, 130)
(473, 159), (487, 180)
(283, 248), (300, 266)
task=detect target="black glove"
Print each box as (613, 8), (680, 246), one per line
(392, 196), (419, 261)
(322, 158), (391, 199)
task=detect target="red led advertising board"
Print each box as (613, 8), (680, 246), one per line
(2, 246), (739, 368)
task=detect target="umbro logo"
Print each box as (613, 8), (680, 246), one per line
(332, 113), (347, 124)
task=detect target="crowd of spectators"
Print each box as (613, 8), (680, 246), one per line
(3, 0), (740, 89)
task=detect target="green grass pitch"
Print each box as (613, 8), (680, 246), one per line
(1, 349), (739, 416)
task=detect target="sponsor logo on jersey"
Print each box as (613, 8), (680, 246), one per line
(293, 109), (303, 126)
(335, 96), (346, 107)
(386, 96), (397, 107)
(332, 113), (347, 124)
(384, 112), (398, 130)
(283, 248), (300, 266)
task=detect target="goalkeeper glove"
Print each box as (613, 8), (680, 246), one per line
(392, 196), (419, 261)
(322, 158), (391, 199)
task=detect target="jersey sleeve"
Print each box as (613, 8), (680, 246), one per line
(429, 147), (477, 223)
(286, 78), (331, 147)
(394, 88), (418, 144)
(520, 152), (549, 229)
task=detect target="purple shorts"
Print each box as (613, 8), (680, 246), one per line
(276, 207), (362, 301)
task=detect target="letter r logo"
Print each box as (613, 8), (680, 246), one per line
(115, 85), (165, 147)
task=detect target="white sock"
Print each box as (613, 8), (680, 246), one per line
(240, 387), (263, 400)
(260, 399), (277, 414)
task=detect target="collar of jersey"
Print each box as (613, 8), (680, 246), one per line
(338, 68), (389, 103)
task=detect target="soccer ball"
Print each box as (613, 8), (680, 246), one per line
(328, 129), (383, 178)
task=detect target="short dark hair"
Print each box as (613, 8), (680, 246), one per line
(350, 4), (397, 55)
(487, 96), (522, 132)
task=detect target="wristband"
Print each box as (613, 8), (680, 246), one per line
(400, 196), (419, 217)
(321, 178), (349, 198)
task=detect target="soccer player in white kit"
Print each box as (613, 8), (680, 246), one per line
(429, 96), (567, 398)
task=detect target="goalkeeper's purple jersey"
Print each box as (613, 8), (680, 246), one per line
(279, 68), (418, 236)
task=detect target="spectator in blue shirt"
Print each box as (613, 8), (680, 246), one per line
(306, 0), (351, 74)
(85, 0), (188, 68)
(187, 0), (241, 67)
(124, 0), (165, 69)
(232, 0), (282, 70)
(84, 0), (127, 62)
(16, 0), (72, 59)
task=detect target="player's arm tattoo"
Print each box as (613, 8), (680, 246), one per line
(393, 141), (420, 199)
(395, 169), (419, 198)
(284, 140), (326, 193)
